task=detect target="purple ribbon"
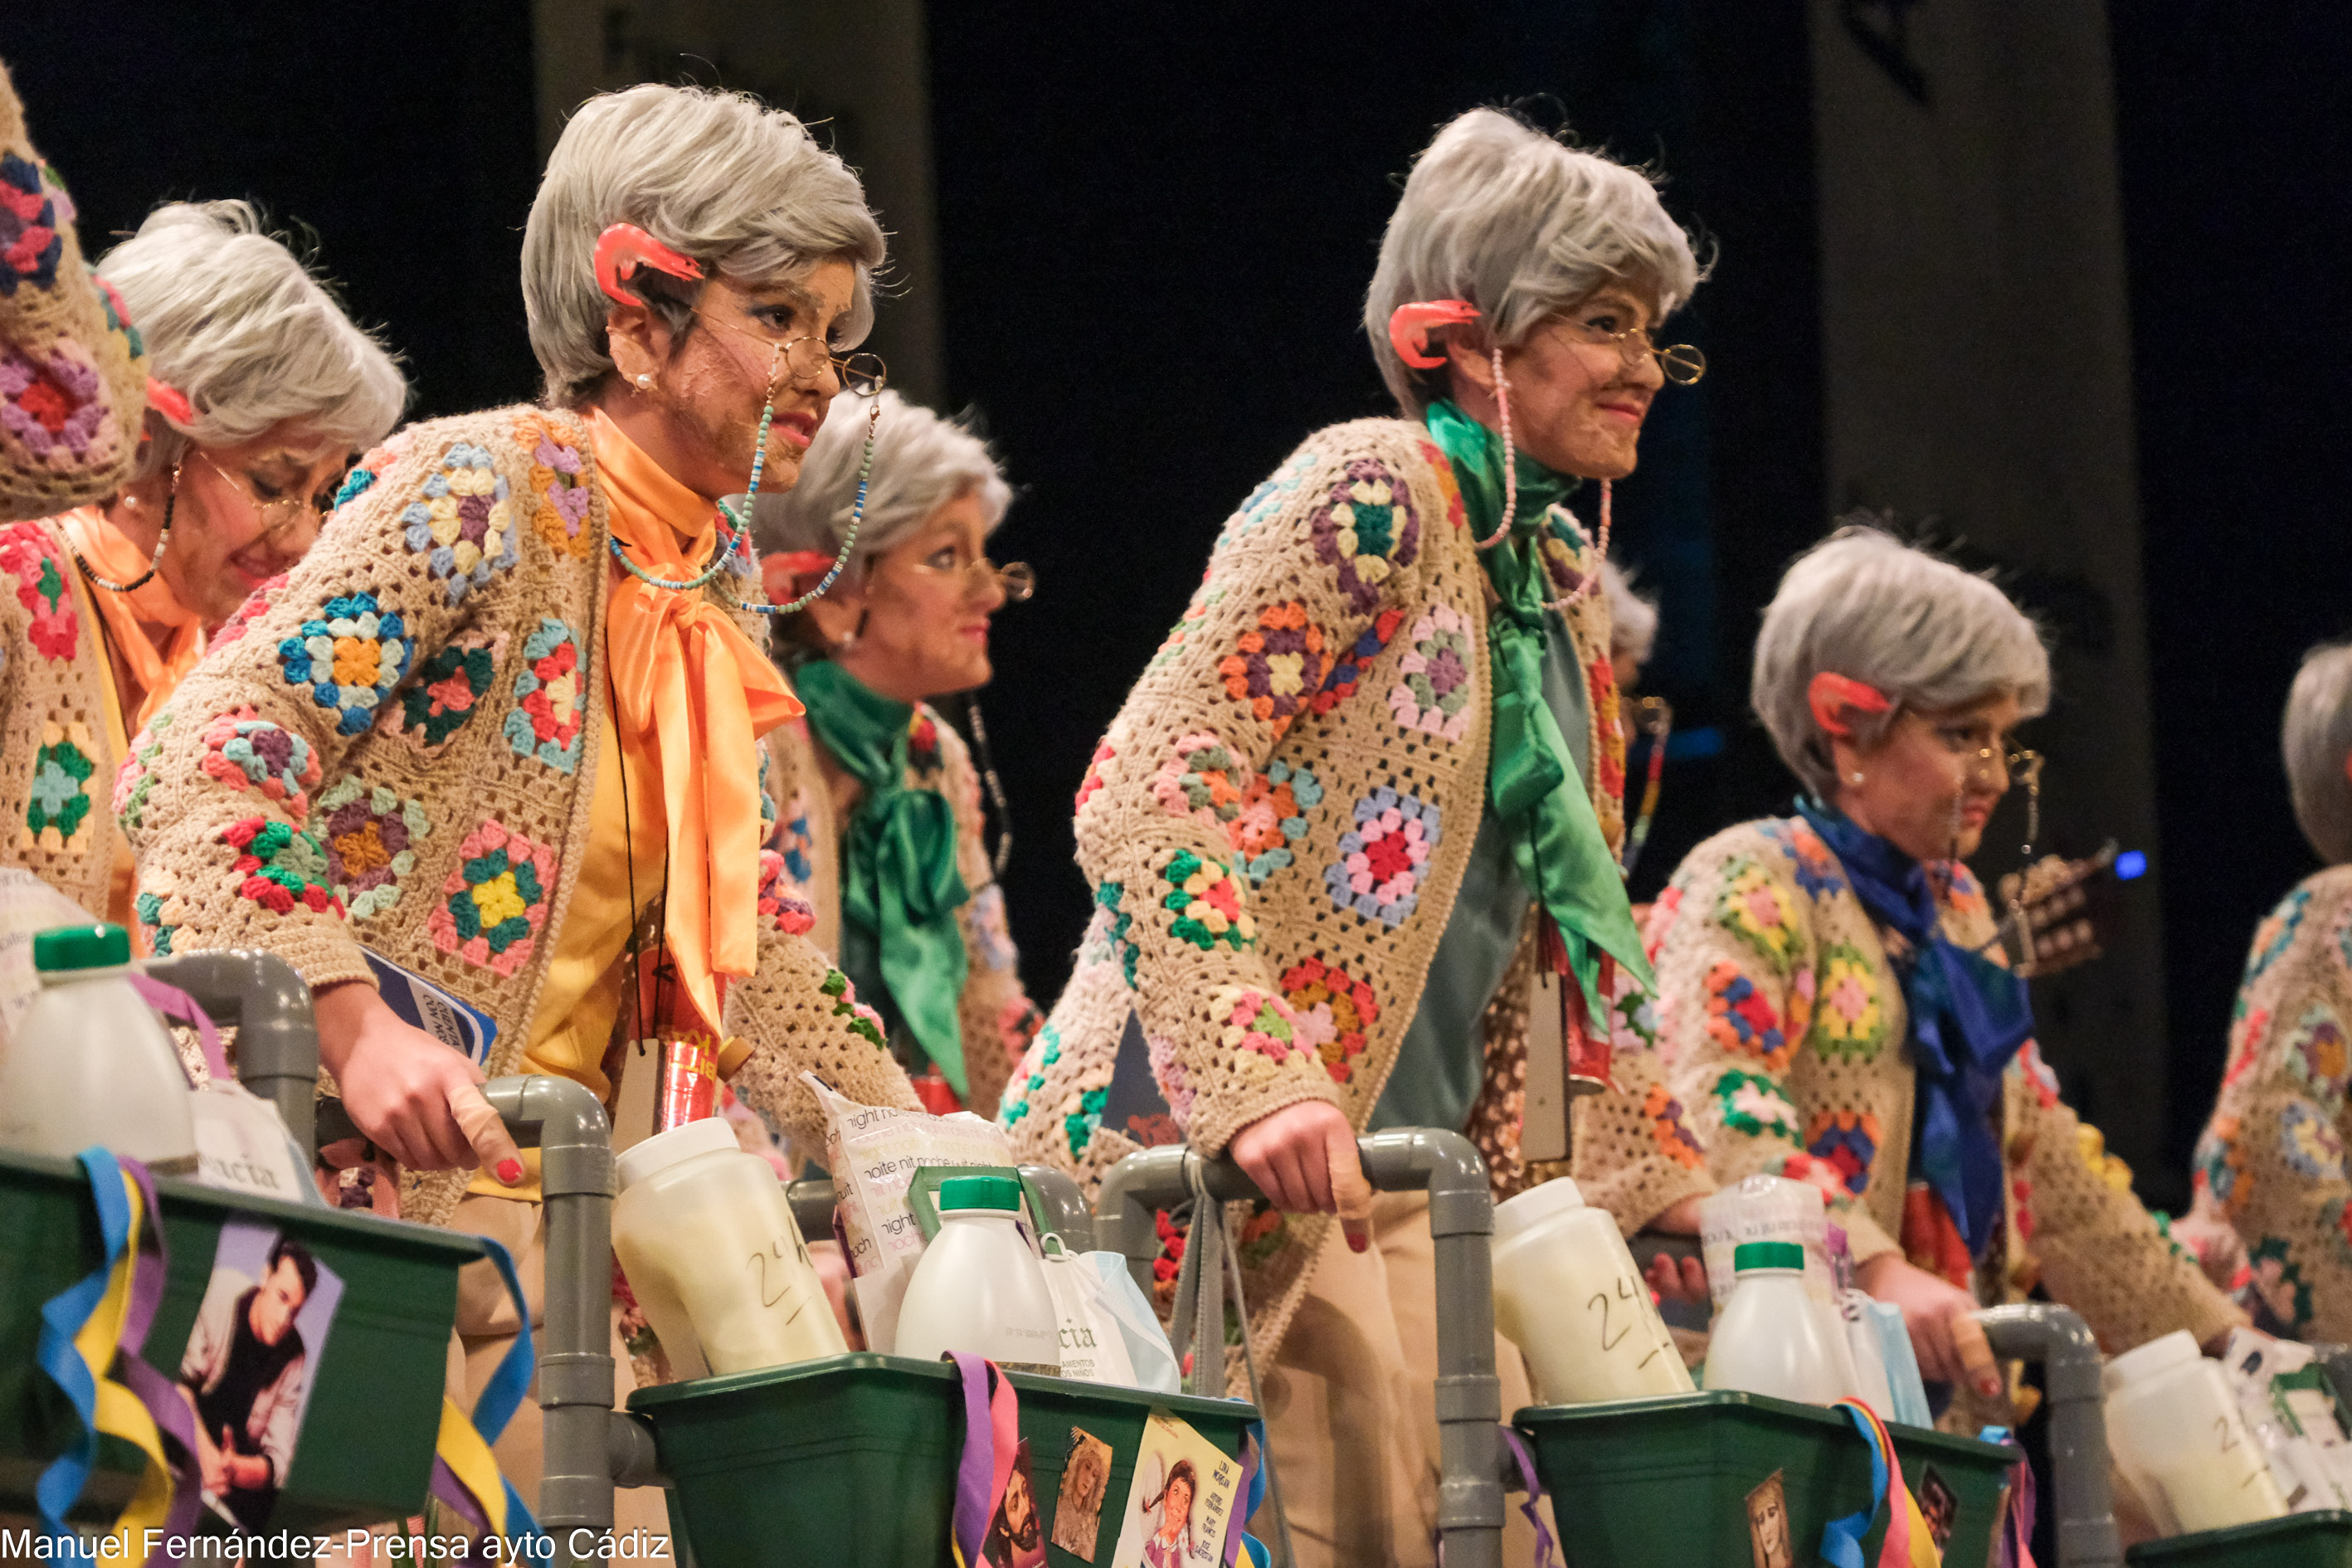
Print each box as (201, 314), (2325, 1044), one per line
(949, 1352), (1004, 1564)
(113, 1158), (205, 1556)
(1498, 1426), (1559, 1568)
(127, 972), (230, 1083)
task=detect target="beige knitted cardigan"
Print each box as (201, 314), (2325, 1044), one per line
(1651, 813), (2238, 1352)
(2185, 866), (2352, 1341)
(0, 60), (147, 520)
(997, 416), (1707, 1364)
(766, 702), (1043, 1119)
(0, 513), (132, 916)
(119, 403), (920, 1225)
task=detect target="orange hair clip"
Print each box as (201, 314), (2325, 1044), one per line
(1386, 299), (1483, 368)
(144, 377), (194, 426)
(1808, 671), (1892, 736)
(592, 223), (704, 307)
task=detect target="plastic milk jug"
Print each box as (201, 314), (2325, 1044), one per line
(0, 924), (196, 1172)
(1491, 1178), (1693, 1403)
(1702, 1242), (1848, 1405)
(2105, 1330), (2287, 1534)
(895, 1174), (1062, 1374)
(612, 1118), (846, 1379)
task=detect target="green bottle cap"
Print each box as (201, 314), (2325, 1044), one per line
(938, 1175), (1023, 1213)
(32, 923), (131, 973)
(1733, 1240), (1806, 1273)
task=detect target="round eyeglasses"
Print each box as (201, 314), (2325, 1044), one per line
(1559, 319), (1707, 385)
(691, 309), (888, 396)
(196, 451), (331, 546)
(917, 557), (1035, 604)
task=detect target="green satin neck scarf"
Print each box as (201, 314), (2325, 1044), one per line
(1424, 399), (1653, 1019)
(794, 659), (973, 1094)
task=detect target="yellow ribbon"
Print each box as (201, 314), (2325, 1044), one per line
(72, 1171), (176, 1565)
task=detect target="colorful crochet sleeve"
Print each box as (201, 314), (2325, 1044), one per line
(116, 430), (523, 991)
(1653, 824), (1906, 1261)
(931, 709), (1039, 1122)
(2183, 874), (2352, 1342)
(722, 672), (926, 1148)
(2006, 1039), (2243, 1351)
(1069, 425), (1440, 1157)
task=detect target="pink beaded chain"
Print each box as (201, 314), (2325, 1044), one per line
(1474, 344), (1609, 611)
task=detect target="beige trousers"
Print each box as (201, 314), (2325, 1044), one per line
(1252, 1191), (1546, 1568)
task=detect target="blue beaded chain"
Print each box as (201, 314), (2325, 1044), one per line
(607, 394), (879, 611)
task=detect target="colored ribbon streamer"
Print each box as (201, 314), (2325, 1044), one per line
(796, 658), (973, 1093)
(33, 1151), (195, 1562)
(126, 972), (230, 1083)
(1800, 801), (2035, 1258)
(428, 1234), (546, 1549)
(1224, 1422), (1271, 1568)
(947, 1352), (1020, 1567)
(1424, 397), (1654, 1023)
(1821, 1399), (1942, 1568)
(1498, 1424), (1561, 1568)
(1982, 1429), (2037, 1568)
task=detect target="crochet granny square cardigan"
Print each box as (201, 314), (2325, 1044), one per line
(0, 513), (132, 917)
(766, 702), (1044, 1119)
(119, 404), (920, 1225)
(1648, 813), (2238, 1352)
(2186, 865), (2352, 1341)
(997, 416), (1708, 1364)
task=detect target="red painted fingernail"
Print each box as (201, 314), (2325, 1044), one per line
(496, 1158), (523, 1184)
(1348, 1233), (1369, 1254)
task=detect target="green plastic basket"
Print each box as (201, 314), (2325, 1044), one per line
(0, 1148), (482, 1531)
(1517, 1390), (2015, 1567)
(630, 1352), (1259, 1568)
(2126, 1512), (2352, 1566)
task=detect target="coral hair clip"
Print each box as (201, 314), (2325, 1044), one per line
(593, 223), (704, 307)
(144, 377), (194, 426)
(1807, 671), (1893, 736)
(1387, 299), (1483, 368)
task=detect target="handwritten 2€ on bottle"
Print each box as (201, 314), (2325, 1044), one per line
(612, 1118), (847, 1379)
(1492, 1179), (1693, 1405)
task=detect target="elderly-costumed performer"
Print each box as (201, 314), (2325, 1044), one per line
(753, 389), (1043, 1118)
(2180, 640), (2352, 1340)
(4, 202), (403, 926)
(1649, 526), (2240, 1419)
(120, 83), (923, 1497)
(1000, 108), (1710, 1566)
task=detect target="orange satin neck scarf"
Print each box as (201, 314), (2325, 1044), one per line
(589, 409), (801, 1031)
(58, 507), (203, 732)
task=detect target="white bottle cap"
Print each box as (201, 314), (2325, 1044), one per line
(2102, 1327), (2201, 1396)
(616, 1117), (739, 1192)
(1493, 1177), (1586, 1241)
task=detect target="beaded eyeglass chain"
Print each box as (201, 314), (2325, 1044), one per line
(1474, 345), (1609, 612)
(71, 460), (179, 595)
(606, 349), (880, 613)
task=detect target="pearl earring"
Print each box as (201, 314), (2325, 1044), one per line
(1848, 771), (1865, 785)
(635, 373), (653, 390)
(121, 493), (139, 509)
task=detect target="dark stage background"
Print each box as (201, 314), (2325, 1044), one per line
(10, 2), (2351, 1210)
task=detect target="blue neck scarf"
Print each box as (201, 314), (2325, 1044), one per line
(1796, 801), (2034, 1259)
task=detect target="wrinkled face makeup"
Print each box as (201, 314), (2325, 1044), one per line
(829, 488), (1006, 703)
(636, 260), (859, 504)
(1832, 691), (2026, 864)
(1456, 285), (1668, 480)
(151, 421), (346, 624)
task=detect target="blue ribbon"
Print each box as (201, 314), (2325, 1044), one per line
(33, 1148), (134, 1540)
(1800, 803), (2034, 1258)
(1820, 1402), (1893, 1568)
(473, 1235), (546, 1546)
